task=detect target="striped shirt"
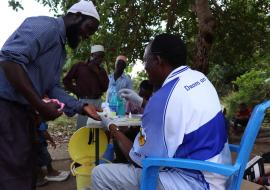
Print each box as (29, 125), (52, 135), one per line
(129, 66), (231, 190)
(0, 16), (85, 116)
(106, 73), (132, 102)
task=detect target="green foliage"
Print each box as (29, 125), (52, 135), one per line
(208, 0), (270, 94)
(8, 0), (24, 11)
(7, 0), (270, 97)
(224, 68), (270, 118)
(132, 69), (148, 92)
(48, 114), (76, 127)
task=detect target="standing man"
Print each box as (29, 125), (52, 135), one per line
(92, 34), (231, 190)
(63, 45), (109, 129)
(106, 55), (133, 103)
(0, 1), (101, 190)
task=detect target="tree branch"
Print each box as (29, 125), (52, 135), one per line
(166, 0), (177, 32)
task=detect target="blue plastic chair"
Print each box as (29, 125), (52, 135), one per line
(140, 100), (270, 190)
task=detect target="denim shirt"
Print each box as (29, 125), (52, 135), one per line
(0, 16), (84, 116)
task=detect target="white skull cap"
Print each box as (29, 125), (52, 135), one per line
(91, 45), (104, 53)
(67, 0), (100, 21)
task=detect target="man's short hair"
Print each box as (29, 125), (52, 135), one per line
(151, 33), (187, 68)
(140, 80), (153, 91)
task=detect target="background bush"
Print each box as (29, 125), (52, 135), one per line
(224, 68), (270, 118)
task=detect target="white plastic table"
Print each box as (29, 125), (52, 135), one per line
(86, 116), (142, 128)
(86, 115), (142, 165)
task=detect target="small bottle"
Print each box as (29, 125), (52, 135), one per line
(109, 85), (118, 116)
(117, 96), (125, 116)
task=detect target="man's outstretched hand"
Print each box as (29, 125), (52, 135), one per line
(83, 104), (101, 121)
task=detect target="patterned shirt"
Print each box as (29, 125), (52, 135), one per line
(106, 73), (132, 102)
(0, 16), (84, 116)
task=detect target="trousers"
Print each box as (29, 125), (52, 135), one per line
(91, 163), (165, 190)
(0, 98), (39, 190)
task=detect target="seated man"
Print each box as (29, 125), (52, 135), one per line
(113, 80), (153, 163)
(92, 34), (231, 190)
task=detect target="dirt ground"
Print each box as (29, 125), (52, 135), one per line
(37, 143), (76, 190)
(37, 128), (270, 190)
(37, 159), (76, 190)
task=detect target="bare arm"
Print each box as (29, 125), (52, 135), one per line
(1, 61), (62, 120)
(44, 131), (56, 148)
(109, 124), (135, 163)
(2, 61), (42, 108)
(44, 131), (54, 143)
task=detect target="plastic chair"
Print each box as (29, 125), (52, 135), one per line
(140, 100), (270, 190)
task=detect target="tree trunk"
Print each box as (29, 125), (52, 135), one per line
(166, 0), (177, 32)
(192, 0), (216, 74)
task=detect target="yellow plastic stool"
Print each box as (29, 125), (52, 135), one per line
(68, 127), (108, 190)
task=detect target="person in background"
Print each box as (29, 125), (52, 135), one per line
(0, 1), (101, 189)
(125, 80), (153, 114)
(92, 33), (231, 190)
(106, 55), (133, 103)
(63, 45), (109, 129)
(118, 82), (157, 110)
(36, 122), (70, 187)
(233, 103), (251, 133)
